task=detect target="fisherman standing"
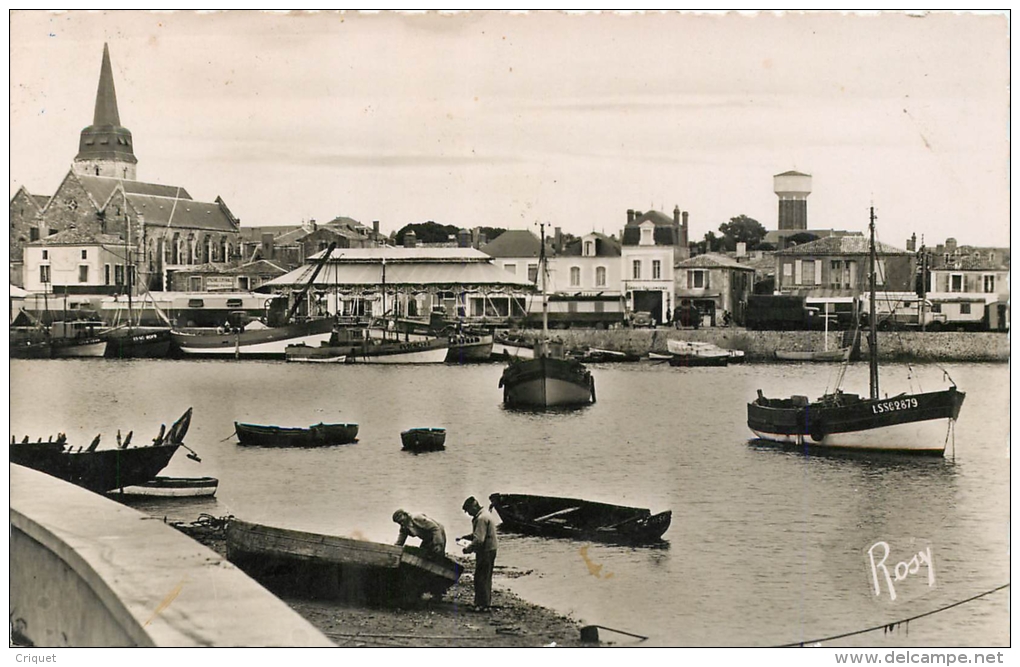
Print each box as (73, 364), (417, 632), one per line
(459, 496), (499, 611)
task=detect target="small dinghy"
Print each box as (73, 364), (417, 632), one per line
(401, 427), (447, 452)
(488, 493), (671, 544)
(235, 422), (359, 447)
(110, 476), (219, 498)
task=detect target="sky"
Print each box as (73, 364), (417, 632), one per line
(8, 10), (1011, 248)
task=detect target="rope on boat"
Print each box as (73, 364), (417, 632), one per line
(217, 430), (238, 443)
(775, 583), (1009, 647)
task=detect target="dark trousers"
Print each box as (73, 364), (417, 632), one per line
(474, 549), (497, 607)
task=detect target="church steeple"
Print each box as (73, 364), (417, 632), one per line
(74, 43), (137, 180)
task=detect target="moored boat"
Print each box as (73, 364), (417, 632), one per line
(666, 339), (730, 367)
(225, 518), (462, 605)
(747, 207), (965, 455)
(499, 223), (595, 409)
(235, 421), (359, 447)
(49, 320), (107, 357)
(445, 332), (494, 363)
(571, 347), (642, 363)
(109, 475), (219, 498)
(491, 331), (535, 360)
(9, 408), (194, 494)
(104, 326), (173, 359)
(286, 325), (449, 364)
(401, 427), (447, 452)
(488, 493), (672, 544)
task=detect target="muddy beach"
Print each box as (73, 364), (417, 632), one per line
(176, 523), (592, 648)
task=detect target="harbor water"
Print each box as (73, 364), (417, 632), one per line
(9, 358), (1009, 647)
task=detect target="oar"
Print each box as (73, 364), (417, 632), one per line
(580, 624), (648, 643)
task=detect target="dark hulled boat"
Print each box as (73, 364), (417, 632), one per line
(9, 408), (194, 494)
(235, 421), (359, 447)
(499, 223), (595, 409)
(225, 518), (462, 605)
(488, 493), (672, 543)
(104, 326), (173, 359)
(747, 207), (965, 455)
(400, 427), (446, 452)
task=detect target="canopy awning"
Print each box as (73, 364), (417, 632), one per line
(262, 260), (535, 294)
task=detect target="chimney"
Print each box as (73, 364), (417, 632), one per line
(627, 209), (635, 224)
(457, 228), (471, 248)
(674, 205), (680, 225)
(261, 232), (274, 260)
(945, 237), (957, 253)
(404, 230), (417, 248)
(906, 233), (916, 252)
(478, 233), (488, 247)
(554, 227), (562, 254)
(372, 220), (380, 235)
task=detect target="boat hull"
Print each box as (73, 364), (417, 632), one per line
(110, 476), (219, 498)
(225, 519), (462, 605)
(668, 354), (729, 367)
(775, 347), (851, 362)
(500, 357), (595, 408)
(172, 318), (335, 358)
(491, 340), (535, 360)
(401, 428), (447, 451)
(10, 442), (181, 493)
(235, 422), (359, 447)
(445, 334), (494, 364)
(50, 338), (107, 358)
(747, 387), (965, 455)
(488, 493), (671, 543)
(104, 328), (173, 359)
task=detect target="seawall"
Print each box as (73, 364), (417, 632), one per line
(10, 464), (334, 647)
(515, 328), (1009, 362)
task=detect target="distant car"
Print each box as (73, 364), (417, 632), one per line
(629, 311), (655, 328)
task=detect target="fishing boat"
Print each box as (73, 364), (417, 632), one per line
(9, 408), (196, 494)
(748, 207), (965, 455)
(401, 427), (446, 452)
(491, 331), (535, 360)
(666, 339), (730, 367)
(445, 332), (494, 363)
(48, 320), (108, 357)
(171, 242), (338, 359)
(225, 518), (462, 605)
(570, 347), (642, 363)
(286, 325), (449, 364)
(488, 493), (672, 544)
(395, 310), (494, 363)
(499, 223), (595, 408)
(109, 475), (219, 498)
(234, 421), (359, 447)
(775, 302), (851, 362)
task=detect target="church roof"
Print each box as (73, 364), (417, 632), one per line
(76, 174), (192, 209)
(126, 194), (238, 232)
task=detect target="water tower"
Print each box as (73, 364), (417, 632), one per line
(774, 171), (812, 231)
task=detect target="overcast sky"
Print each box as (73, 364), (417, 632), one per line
(9, 10), (1010, 248)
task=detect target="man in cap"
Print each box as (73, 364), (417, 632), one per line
(459, 496), (499, 610)
(392, 509), (447, 559)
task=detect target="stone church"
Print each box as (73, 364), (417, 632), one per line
(10, 44), (241, 291)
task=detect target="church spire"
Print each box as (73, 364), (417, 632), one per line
(74, 43), (137, 180)
(93, 43), (121, 126)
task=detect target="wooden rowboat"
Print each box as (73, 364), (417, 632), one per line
(109, 476), (219, 498)
(400, 427), (447, 452)
(235, 422), (359, 447)
(225, 518), (462, 605)
(488, 493), (671, 544)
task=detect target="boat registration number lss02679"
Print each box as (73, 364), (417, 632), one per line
(872, 397), (919, 414)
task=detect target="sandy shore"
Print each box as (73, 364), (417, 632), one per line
(175, 522), (589, 648)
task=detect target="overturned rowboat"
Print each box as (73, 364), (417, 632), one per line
(225, 518), (462, 605)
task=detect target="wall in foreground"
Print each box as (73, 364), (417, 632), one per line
(514, 328), (1009, 362)
(10, 464), (334, 647)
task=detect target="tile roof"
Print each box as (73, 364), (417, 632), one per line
(776, 235), (908, 256)
(480, 229), (542, 258)
(76, 174), (192, 208)
(676, 253), (755, 270)
(127, 194), (238, 232)
(560, 233), (621, 257)
(29, 228), (127, 246)
(31, 194), (50, 210)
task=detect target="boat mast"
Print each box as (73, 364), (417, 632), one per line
(539, 222), (549, 343)
(868, 206), (879, 400)
(126, 212), (134, 327)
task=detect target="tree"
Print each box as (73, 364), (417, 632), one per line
(786, 232), (820, 247)
(395, 221), (458, 245)
(718, 215), (767, 251)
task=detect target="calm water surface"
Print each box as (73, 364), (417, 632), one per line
(10, 358), (1010, 647)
